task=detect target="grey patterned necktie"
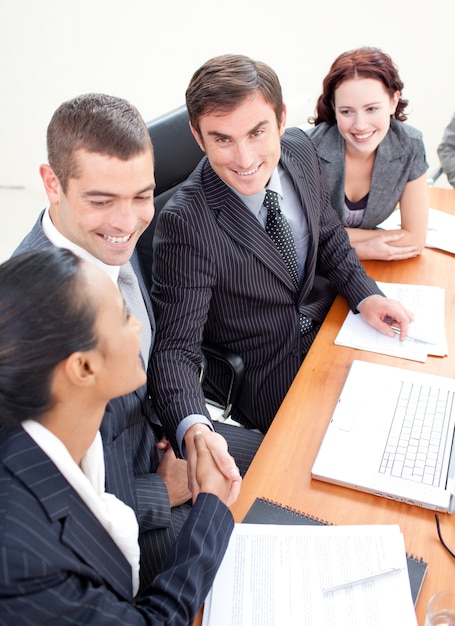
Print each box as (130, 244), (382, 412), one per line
(118, 261), (152, 366)
(264, 189), (313, 336)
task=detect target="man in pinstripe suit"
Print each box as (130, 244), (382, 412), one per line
(12, 93), (262, 591)
(150, 55), (414, 491)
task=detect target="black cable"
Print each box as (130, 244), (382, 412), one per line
(435, 514), (455, 560)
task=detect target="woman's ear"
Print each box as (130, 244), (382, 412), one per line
(390, 90), (401, 115)
(63, 351), (97, 387)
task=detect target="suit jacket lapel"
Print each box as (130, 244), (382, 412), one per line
(367, 128), (406, 224)
(279, 144), (320, 304)
(3, 428), (133, 600)
(202, 165), (297, 292)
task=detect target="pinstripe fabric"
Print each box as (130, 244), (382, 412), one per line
(0, 427), (233, 625)
(12, 214), (259, 586)
(151, 128), (384, 440)
(12, 219), (184, 585)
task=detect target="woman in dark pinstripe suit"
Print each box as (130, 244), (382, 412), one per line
(0, 248), (235, 625)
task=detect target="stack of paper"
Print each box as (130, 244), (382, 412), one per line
(202, 523), (417, 626)
(334, 282), (447, 362)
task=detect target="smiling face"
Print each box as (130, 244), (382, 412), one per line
(82, 261), (146, 400)
(41, 148), (155, 266)
(334, 77), (399, 157)
(191, 92), (286, 196)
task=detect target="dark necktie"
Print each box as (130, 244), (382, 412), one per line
(264, 189), (313, 336)
(264, 189), (299, 289)
(118, 262), (152, 366)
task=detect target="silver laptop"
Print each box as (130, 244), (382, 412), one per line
(311, 360), (455, 512)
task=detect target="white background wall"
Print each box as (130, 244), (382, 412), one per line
(1, 0), (454, 190)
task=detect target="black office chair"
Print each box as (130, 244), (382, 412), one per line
(137, 105), (205, 288)
(137, 105), (244, 420)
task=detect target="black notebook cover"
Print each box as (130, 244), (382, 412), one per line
(243, 497), (428, 606)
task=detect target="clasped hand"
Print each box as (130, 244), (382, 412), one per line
(186, 424), (241, 507)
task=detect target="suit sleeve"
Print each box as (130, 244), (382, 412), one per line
(150, 208), (214, 455)
(0, 493), (233, 626)
(136, 493), (233, 622)
(316, 185), (384, 310)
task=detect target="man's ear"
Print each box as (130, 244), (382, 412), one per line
(279, 104), (287, 136)
(64, 352), (97, 388)
(39, 164), (61, 204)
(189, 122), (206, 153)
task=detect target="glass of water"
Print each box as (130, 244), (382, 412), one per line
(426, 590), (455, 626)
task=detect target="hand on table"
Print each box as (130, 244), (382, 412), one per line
(355, 233), (421, 261)
(358, 294), (414, 340)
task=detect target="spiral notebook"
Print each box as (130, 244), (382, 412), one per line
(243, 497), (427, 606)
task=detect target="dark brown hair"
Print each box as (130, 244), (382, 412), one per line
(186, 54), (284, 135)
(310, 47), (408, 126)
(47, 93), (152, 191)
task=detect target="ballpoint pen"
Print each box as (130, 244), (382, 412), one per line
(383, 316), (432, 344)
(389, 325), (432, 344)
(322, 567), (403, 593)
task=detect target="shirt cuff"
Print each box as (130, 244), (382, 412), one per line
(176, 414), (214, 459)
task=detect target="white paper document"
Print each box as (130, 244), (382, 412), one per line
(334, 282), (447, 362)
(202, 523), (417, 626)
(378, 207), (455, 255)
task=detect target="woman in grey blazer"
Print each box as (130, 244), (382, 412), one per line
(306, 47), (429, 261)
(0, 248), (235, 625)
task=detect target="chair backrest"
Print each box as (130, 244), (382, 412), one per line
(137, 105), (204, 289)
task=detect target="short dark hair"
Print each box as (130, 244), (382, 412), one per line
(47, 93), (153, 191)
(0, 248), (98, 426)
(185, 54), (284, 135)
(310, 47), (408, 126)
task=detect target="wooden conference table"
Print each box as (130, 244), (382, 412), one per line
(218, 187), (454, 626)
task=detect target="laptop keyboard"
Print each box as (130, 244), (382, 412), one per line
(379, 381), (454, 486)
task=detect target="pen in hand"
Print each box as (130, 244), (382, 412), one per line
(389, 325), (429, 344)
(384, 316), (431, 344)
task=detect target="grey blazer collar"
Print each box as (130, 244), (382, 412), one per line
(314, 122), (408, 228)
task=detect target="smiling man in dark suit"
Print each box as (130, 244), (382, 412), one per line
(12, 93), (261, 591)
(150, 54), (413, 490)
